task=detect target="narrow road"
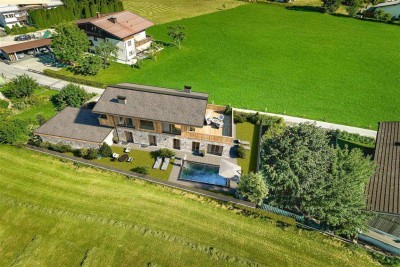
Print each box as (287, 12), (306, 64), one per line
(0, 62), (104, 95)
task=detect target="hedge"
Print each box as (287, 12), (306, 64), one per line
(233, 203), (297, 226)
(43, 69), (107, 88)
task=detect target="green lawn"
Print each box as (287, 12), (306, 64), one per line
(0, 87), (57, 122)
(0, 145), (379, 266)
(235, 122), (260, 175)
(121, 0), (245, 23)
(93, 146), (174, 180)
(55, 4), (400, 129)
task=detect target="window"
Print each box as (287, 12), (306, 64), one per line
(99, 114), (107, 119)
(192, 142), (200, 152)
(116, 116), (134, 128)
(207, 144), (223, 156)
(162, 122), (181, 135)
(128, 41), (132, 46)
(139, 120), (155, 131)
(173, 139), (181, 150)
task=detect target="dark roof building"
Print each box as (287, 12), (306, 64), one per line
(93, 83), (209, 127)
(76, 11), (154, 40)
(365, 122), (400, 240)
(366, 122), (400, 215)
(34, 107), (113, 144)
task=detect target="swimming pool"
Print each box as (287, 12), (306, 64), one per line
(179, 161), (228, 187)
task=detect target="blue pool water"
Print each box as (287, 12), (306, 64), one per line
(179, 162), (228, 187)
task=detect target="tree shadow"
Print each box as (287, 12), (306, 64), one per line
(285, 5), (324, 13)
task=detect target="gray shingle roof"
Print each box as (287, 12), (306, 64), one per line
(92, 83), (209, 127)
(366, 122), (400, 215)
(34, 107), (113, 143)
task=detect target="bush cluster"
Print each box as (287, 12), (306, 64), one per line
(38, 141), (100, 160)
(99, 143), (112, 157)
(234, 111), (282, 126)
(132, 166), (149, 175)
(328, 129), (375, 146)
(4, 25), (37, 35)
(156, 148), (176, 158)
(0, 100), (8, 109)
(51, 83), (90, 110)
(0, 119), (31, 145)
(4, 74), (39, 99)
(43, 69), (106, 88)
(235, 145), (247, 159)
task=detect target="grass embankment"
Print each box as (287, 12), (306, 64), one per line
(55, 4), (400, 129)
(235, 122), (259, 174)
(0, 145), (379, 266)
(121, 0), (245, 23)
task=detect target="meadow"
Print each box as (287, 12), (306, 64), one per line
(0, 145), (379, 266)
(56, 4), (400, 129)
(121, 0), (245, 23)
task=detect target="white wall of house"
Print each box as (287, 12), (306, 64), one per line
(376, 4), (400, 18)
(0, 11), (25, 28)
(103, 130), (115, 146)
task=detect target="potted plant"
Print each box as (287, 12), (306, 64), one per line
(200, 149), (206, 157)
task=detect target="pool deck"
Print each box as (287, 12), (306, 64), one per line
(114, 142), (238, 194)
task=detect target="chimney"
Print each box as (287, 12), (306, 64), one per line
(109, 16), (117, 23)
(96, 12), (100, 18)
(117, 95), (126, 104)
(183, 85), (192, 93)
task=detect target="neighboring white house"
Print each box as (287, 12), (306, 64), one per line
(0, 1), (63, 29)
(365, 0), (400, 18)
(76, 11), (154, 65)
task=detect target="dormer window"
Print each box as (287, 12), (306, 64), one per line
(117, 95), (126, 104)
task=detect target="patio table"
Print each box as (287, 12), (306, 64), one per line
(118, 154), (129, 162)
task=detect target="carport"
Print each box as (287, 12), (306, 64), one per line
(0, 38), (52, 62)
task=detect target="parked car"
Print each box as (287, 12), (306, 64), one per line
(26, 50), (35, 55)
(16, 53), (25, 59)
(14, 35), (31, 42)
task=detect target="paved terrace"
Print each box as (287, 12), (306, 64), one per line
(114, 142), (238, 194)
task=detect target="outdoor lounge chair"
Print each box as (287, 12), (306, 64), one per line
(127, 157), (133, 162)
(112, 153), (119, 159)
(153, 156), (162, 169)
(205, 115), (212, 125)
(218, 114), (224, 121)
(161, 157), (170, 171)
(124, 148), (131, 153)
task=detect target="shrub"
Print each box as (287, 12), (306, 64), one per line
(84, 148), (99, 160)
(43, 69), (106, 88)
(374, 10), (394, 23)
(112, 136), (119, 144)
(99, 143), (112, 157)
(224, 104), (232, 114)
(0, 119), (30, 145)
(4, 74), (38, 99)
(36, 114), (47, 126)
(236, 145), (247, 159)
(48, 143), (73, 153)
(132, 166), (149, 175)
(247, 112), (261, 125)
(75, 148), (88, 158)
(52, 83), (89, 110)
(0, 100), (8, 109)
(157, 148), (176, 158)
(234, 112), (247, 123)
(237, 172), (268, 206)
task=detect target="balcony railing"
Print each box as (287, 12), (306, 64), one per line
(181, 131), (234, 145)
(135, 36), (152, 48)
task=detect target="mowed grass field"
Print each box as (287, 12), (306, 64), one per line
(57, 4), (400, 129)
(0, 146), (379, 266)
(121, 0), (245, 23)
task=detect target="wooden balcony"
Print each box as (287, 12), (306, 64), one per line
(135, 36), (152, 48)
(181, 104), (234, 145)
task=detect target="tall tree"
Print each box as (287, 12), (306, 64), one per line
(260, 123), (375, 237)
(51, 24), (90, 65)
(94, 40), (118, 68)
(322, 0), (341, 13)
(4, 74), (38, 99)
(237, 173), (268, 206)
(167, 25), (186, 49)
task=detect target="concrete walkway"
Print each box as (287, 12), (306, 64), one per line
(0, 62), (104, 95)
(234, 108), (377, 138)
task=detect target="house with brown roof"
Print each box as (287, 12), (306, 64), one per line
(76, 11), (154, 65)
(35, 83), (235, 157)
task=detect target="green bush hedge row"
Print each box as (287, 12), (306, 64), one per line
(233, 203), (297, 226)
(43, 69), (107, 88)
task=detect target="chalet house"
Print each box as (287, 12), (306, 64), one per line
(364, 122), (400, 254)
(364, 0), (400, 18)
(76, 11), (154, 65)
(34, 83), (234, 157)
(0, 1), (63, 29)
